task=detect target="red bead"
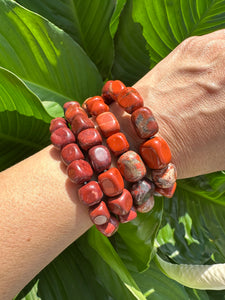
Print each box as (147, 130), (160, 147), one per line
(89, 201), (110, 225)
(96, 112), (120, 137)
(78, 181), (103, 206)
(130, 178), (155, 206)
(131, 107), (158, 139)
(51, 127), (75, 149)
(101, 80), (126, 104)
(71, 114), (94, 136)
(118, 207), (137, 223)
(67, 159), (93, 184)
(49, 117), (67, 133)
(65, 105), (86, 123)
(117, 87), (143, 114)
(77, 128), (102, 151)
(140, 137), (172, 169)
(98, 167), (124, 197)
(61, 143), (84, 165)
(117, 150), (146, 182)
(88, 145), (111, 173)
(89, 101), (109, 116)
(95, 215), (119, 237)
(136, 196), (155, 213)
(151, 163), (177, 188)
(106, 132), (129, 156)
(63, 101), (80, 112)
(155, 182), (177, 198)
(107, 189), (133, 216)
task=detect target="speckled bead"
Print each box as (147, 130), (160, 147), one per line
(106, 132), (129, 156)
(89, 201), (110, 225)
(117, 150), (146, 182)
(98, 167), (124, 197)
(131, 107), (158, 139)
(117, 87), (143, 114)
(88, 145), (111, 174)
(155, 182), (177, 198)
(101, 80), (126, 104)
(96, 112), (120, 137)
(83, 96), (103, 112)
(67, 159), (93, 184)
(78, 181), (103, 206)
(63, 101), (80, 113)
(65, 105), (86, 123)
(151, 163), (177, 188)
(61, 143), (84, 165)
(140, 137), (172, 169)
(136, 196), (155, 213)
(83, 96), (109, 116)
(95, 215), (119, 237)
(118, 207), (137, 223)
(71, 114), (94, 136)
(51, 127), (75, 150)
(49, 117), (67, 133)
(107, 189), (133, 216)
(130, 178), (155, 206)
(77, 128), (102, 151)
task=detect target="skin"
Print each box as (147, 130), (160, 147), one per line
(0, 30), (225, 299)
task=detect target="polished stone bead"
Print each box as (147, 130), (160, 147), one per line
(131, 107), (158, 139)
(51, 127), (75, 150)
(49, 117), (67, 133)
(88, 145), (111, 173)
(65, 105), (86, 123)
(78, 181), (103, 206)
(155, 182), (177, 198)
(130, 178), (155, 206)
(89, 201), (110, 225)
(106, 132), (129, 156)
(96, 112), (120, 137)
(63, 101), (80, 113)
(101, 80), (126, 104)
(77, 128), (102, 151)
(107, 189), (133, 216)
(89, 101), (109, 116)
(117, 150), (146, 182)
(98, 167), (124, 197)
(67, 159), (93, 184)
(151, 163), (177, 188)
(140, 137), (172, 169)
(136, 196), (155, 213)
(71, 114), (94, 136)
(118, 207), (137, 223)
(117, 87), (144, 114)
(83, 96), (104, 111)
(95, 215), (119, 237)
(61, 143), (84, 165)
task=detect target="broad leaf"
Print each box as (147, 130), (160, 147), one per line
(110, 0), (127, 38)
(0, 0), (102, 106)
(16, 0), (115, 78)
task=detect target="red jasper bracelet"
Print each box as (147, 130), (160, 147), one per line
(50, 80), (177, 237)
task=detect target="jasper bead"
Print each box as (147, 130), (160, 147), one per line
(96, 215), (119, 237)
(98, 167), (124, 197)
(78, 181), (103, 206)
(89, 101), (109, 116)
(96, 112), (120, 137)
(117, 151), (146, 182)
(155, 182), (177, 198)
(119, 207), (137, 223)
(101, 80), (126, 104)
(117, 87), (143, 114)
(67, 159), (93, 184)
(65, 105), (86, 123)
(71, 114), (94, 136)
(88, 145), (111, 173)
(131, 107), (158, 139)
(151, 163), (177, 188)
(63, 101), (80, 112)
(83, 96), (104, 111)
(106, 132), (129, 156)
(49, 117), (67, 133)
(77, 128), (102, 151)
(140, 137), (172, 169)
(89, 201), (110, 225)
(61, 143), (84, 165)
(107, 189), (133, 216)
(136, 196), (155, 213)
(130, 178), (155, 206)
(51, 127), (75, 149)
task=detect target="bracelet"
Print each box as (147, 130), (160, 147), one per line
(49, 80), (177, 237)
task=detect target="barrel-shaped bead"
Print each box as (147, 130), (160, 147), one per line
(136, 196), (155, 213)
(117, 87), (143, 114)
(65, 105), (86, 123)
(98, 167), (124, 197)
(106, 132), (129, 156)
(78, 181), (103, 206)
(96, 112), (120, 137)
(88, 145), (111, 173)
(49, 117), (67, 133)
(67, 159), (93, 184)
(155, 182), (177, 198)
(95, 215), (119, 237)
(151, 163), (177, 188)
(107, 189), (133, 216)
(118, 207), (137, 223)
(89, 201), (110, 225)
(63, 101), (80, 113)
(83, 96), (109, 116)
(77, 128), (102, 151)
(101, 80), (126, 104)
(61, 143), (84, 165)
(71, 114), (94, 136)
(51, 127), (75, 149)
(130, 178), (155, 206)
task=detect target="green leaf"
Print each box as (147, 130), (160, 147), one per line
(110, 0), (127, 38)
(0, 0), (102, 106)
(0, 67), (52, 171)
(16, 0), (115, 78)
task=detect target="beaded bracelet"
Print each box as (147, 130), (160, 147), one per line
(50, 80), (177, 237)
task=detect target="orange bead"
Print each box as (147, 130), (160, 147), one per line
(106, 132), (129, 156)
(98, 167), (124, 197)
(118, 207), (137, 223)
(95, 215), (119, 237)
(78, 181), (103, 206)
(140, 137), (172, 169)
(89, 201), (110, 225)
(155, 182), (177, 198)
(77, 128), (102, 151)
(82, 96), (105, 114)
(101, 80), (126, 104)
(89, 101), (109, 116)
(107, 189), (133, 216)
(63, 101), (80, 113)
(117, 87), (143, 114)
(65, 105), (86, 123)
(96, 112), (120, 137)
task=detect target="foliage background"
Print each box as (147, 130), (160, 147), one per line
(0, 0), (224, 299)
